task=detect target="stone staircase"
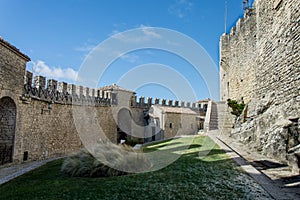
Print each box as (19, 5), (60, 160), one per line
(208, 101), (233, 133)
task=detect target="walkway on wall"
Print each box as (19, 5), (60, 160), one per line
(207, 130), (300, 200)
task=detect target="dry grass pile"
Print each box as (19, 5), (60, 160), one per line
(61, 140), (151, 177)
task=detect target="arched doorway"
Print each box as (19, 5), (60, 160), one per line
(117, 108), (132, 144)
(0, 97), (16, 165)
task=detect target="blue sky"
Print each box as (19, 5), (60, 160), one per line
(0, 0), (253, 101)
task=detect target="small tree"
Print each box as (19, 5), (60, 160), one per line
(227, 99), (245, 117)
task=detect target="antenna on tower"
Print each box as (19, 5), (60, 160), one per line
(243, 0), (249, 10)
(224, 0), (228, 34)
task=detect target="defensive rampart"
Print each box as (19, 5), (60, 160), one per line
(219, 0), (300, 172)
(0, 37), (205, 164)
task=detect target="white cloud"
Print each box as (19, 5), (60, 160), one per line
(112, 24), (162, 43)
(99, 50), (140, 64)
(166, 40), (180, 46)
(168, 0), (193, 18)
(31, 60), (78, 82)
(75, 45), (96, 52)
(110, 30), (121, 36)
(119, 53), (140, 63)
(140, 25), (161, 39)
(75, 42), (96, 52)
(109, 23), (128, 36)
(75, 40), (99, 62)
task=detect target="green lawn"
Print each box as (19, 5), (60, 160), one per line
(0, 136), (271, 200)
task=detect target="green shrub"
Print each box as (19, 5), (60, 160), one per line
(61, 140), (151, 177)
(126, 137), (140, 146)
(227, 99), (245, 117)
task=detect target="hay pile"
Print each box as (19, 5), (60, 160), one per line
(61, 141), (151, 177)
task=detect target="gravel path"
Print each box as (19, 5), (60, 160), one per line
(207, 130), (300, 200)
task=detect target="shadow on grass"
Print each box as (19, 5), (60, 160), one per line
(0, 136), (272, 200)
(143, 141), (183, 151)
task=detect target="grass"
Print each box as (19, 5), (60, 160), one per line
(0, 136), (271, 200)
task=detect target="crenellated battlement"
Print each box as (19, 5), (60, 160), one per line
(134, 96), (201, 110)
(220, 6), (257, 102)
(23, 70), (203, 110)
(0, 34), (210, 165)
(225, 7), (255, 39)
(23, 71), (114, 106)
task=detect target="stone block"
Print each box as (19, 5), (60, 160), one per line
(24, 71), (33, 85)
(181, 101), (185, 107)
(147, 97), (152, 105)
(67, 84), (76, 95)
(47, 79), (58, 91)
(58, 82), (67, 93)
(34, 76), (46, 89)
(168, 100), (173, 107)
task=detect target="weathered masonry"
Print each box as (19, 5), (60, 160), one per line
(0, 38), (85, 164)
(0, 38), (30, 164)
(219, 0), (300, 172)
(0, 37), (207, 165)
(220, 0), (299, 103)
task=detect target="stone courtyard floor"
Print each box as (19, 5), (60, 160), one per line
(207, 130), (300, 200)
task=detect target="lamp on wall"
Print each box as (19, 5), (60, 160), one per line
(41, 101), (53, 114)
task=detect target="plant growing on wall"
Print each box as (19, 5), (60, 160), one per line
(227, 99), (245, 117)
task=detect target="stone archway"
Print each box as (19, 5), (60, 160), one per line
(0, 97), (16, 165)
(117, 108), (132, 144)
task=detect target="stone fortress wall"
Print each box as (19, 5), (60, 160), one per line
(220, 0), (300, 171)
(0, 38), (85, 163)
(220, 7), (256, 103)
(220, 0), (299, 103)
(24, 72), (201, 110)
(0, 37), (205, 165)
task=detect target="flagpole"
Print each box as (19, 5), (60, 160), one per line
(224, 1), (228, 34)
